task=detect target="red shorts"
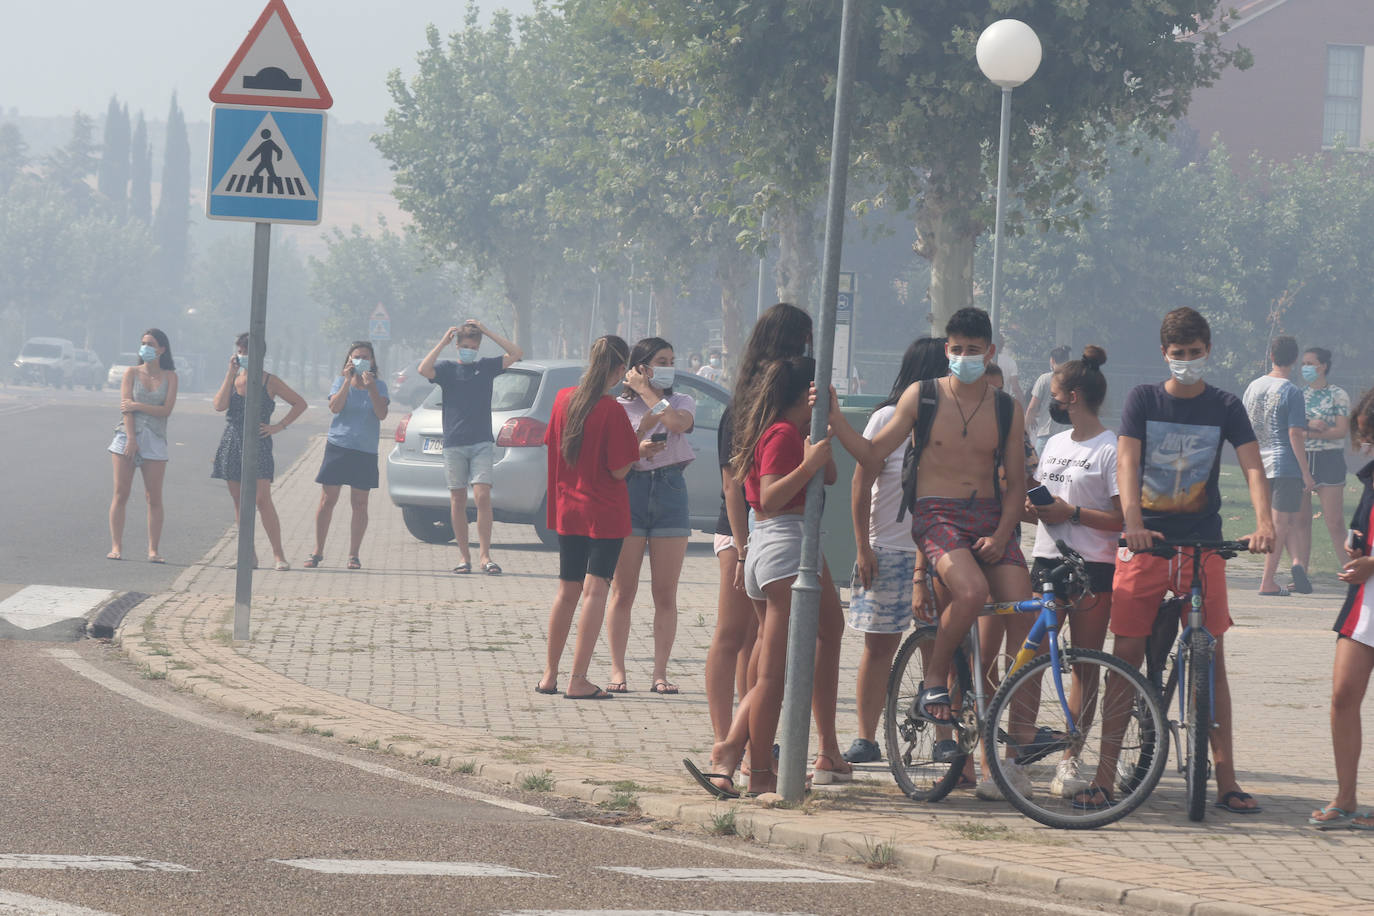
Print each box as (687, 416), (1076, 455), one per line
(910, 497), (1025, 569)
(1110, 548), (1232, 638)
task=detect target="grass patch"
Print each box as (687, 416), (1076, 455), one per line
(850, 834), (897, 869)
(946, 821), (1014, 842)
(454, 759), (477, 775)
(388, 734), (421, 743)
(598, 789), (639, 812)
(421, 756), (442, 767)
(300, 725), (335, 738)
(149, 647), (172, 657)
(169, 660), (192, 670)
(708, 807), (738, 836)
(1217, 464), (1360, 575)
(210, 630), (234, 645)
(520, 770), (555, 792)
(363, 739), (381, 750)
(280, 706), (324, 717)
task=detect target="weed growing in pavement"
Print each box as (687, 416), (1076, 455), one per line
(695, 613), (706, 627)
(300, 726), (334, 738)
(150, 647), (172, 657)
(210, 630), (234, 645)
(598, 789), (639, 812)
(345, 737), (360, 746)
(946, 822), (1013, 842)
(421, 756), (442, 767)
(520, 771), (555, 792)
(363, 739), (381, 751)
(849, 835), (896, 869)
(455, 760), (477, 775)
(388, 734), (421, 743)
(253, 726), (277, 734)
(139, 666), (167, 680)
(708, 808), (738, 836)
(281, 706), (324, 717)
(169, 661), (192, 670)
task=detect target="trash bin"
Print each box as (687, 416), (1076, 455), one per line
(819, 395), (887, 588)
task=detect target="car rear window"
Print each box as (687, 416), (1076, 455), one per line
(21, 343), (62, 358)
(419, 367), (543, 412)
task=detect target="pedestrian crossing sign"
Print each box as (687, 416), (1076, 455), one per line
(206, 104), (326, 224)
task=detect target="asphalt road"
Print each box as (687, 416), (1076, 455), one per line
(0, 384), (329, 593)
(0, 638), (1100, 916)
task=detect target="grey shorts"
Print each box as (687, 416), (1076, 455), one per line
(743, 514), (803, 600)
(1270, 475), (1302, 513)
(444, 441), (495, 490)
(848, 547), (918, 634)
(1308, 449), (1347, 488)
(109, 428), (168, 465)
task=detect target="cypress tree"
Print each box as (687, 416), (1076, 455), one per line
(96, 96), (131, 215)
(129, 112), (151, 225)
(153, 93), (191, 295)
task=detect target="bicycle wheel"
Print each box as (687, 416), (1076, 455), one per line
(985, 648), (1169, 829)
(883, 625), (974, 802)
(1184, 631), (1213, 822)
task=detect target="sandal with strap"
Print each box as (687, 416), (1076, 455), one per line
(651, 679), (680, 695)
(912, 685), (955, 724)
(812, 752), (853, 785)
(348, 556), (362, 570)
(303, 554), (323, 569)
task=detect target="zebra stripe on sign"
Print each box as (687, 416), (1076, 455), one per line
(273, 859), (551, 877)
(597, 867), (866, 884)
(0, 854), (194, 872)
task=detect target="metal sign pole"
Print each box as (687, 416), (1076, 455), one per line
(233, 221), (271, 640)
(777, 0), (860, 803)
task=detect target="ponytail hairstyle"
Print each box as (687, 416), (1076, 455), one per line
(877, 337), (947, 411)
(730, 303), (812, 454)
(1053, 345), (1108, 412)
(621, 336), (674, 398)
(561, 335), (630, 466)
(730, 356), (815, 484)
(142, 327), (175, 371)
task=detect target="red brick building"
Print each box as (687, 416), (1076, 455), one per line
(1184, 0), (1374, 160)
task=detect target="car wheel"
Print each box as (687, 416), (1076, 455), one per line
(401, 506), (455, 544)
(533, 497), (558, 548)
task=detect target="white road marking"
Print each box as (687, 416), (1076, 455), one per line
(598, 867), (864, 884)
(0, 889), (117, 915)
(46, 649), (551, 818)
(0, 854), (193, 873)
(274, 858), (551, 877)
(0, 586), (111, 630)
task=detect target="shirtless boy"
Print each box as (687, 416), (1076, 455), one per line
(831, 308), (1034, 780)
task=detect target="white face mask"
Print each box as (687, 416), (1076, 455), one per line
(1167, 355), (1207, 386)
(651, 366), (675, 389)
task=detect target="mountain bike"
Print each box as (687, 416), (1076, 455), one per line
(883, 541), (1169, 829)
(1135, 538), (1250, 821)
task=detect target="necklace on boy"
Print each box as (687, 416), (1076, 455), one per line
(947, 378), (989, 438)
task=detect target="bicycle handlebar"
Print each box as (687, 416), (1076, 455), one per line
(1117, 537), (1251, 556)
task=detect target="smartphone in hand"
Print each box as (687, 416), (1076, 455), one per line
(1027, 485), (1055, 507)
(650, 432), (668, 444)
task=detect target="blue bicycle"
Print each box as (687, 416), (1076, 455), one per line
(885, 541), (1170, 828)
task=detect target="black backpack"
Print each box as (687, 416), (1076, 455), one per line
(895, 378), (1016, 522)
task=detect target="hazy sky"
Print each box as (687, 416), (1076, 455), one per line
(1, 0), (535, 124)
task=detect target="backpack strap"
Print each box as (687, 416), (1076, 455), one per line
(896, 378), (940, 523)
(991, 387), (1015, 504)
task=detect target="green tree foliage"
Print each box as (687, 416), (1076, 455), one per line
(43, 113), (99, 211)
(129, 113), (152, 225)
(97, 97), (130, 216)
(153, 93), (191, 298)
(0, 122), (27, 195)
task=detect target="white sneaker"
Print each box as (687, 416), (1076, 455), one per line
(1050, 758), (1089, 798)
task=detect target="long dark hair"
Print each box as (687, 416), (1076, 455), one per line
(877, 337), (947, 411)
(562, 335), (629, 465)
(340, 340), (378, 376)
(730, 303), (812, 458)
(731, 357), (815, 483)
(620, 336), (674, 398)
(141, 327), (175, 370)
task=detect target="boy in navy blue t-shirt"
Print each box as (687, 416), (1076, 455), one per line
(419, 320), (523, 574)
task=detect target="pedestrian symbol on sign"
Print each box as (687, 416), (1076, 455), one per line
(213, 113), (317, 200)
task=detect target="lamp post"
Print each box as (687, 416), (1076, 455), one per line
(975, 19), (1041, 343)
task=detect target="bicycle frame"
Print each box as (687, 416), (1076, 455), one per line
(1176, 551), (1218, 759)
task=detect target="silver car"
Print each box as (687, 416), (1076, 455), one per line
(386, 359), (732, 546)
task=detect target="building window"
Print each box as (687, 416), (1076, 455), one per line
(1324, 45), (1364, 148)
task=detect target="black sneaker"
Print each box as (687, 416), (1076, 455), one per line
(841, 738), (881, 764)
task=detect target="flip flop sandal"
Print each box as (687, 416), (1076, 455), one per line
(1309, 805), (1360, 829)
(303, 554), (323, 569)
(1349, 813), (1374, 830)
(1258, 587), (1290, 597)
(348, 557), (362, 570)
(534, 683), (559, 695)
(651, 679), (680, 695)
(605, 681), (629, 693)
(452, 563), (471, 574)
(275, 560), (291, 571)
(683, 758), (739, 800)
(482, 561), (502, 575)
(1215, 790), (1262, 813)
(913, 685), (956, 725)
(564, 686), (614, 700)
(106, 552), (122, 561)
(1071, 786), (1115, 811)
(148, 555), (166, 564)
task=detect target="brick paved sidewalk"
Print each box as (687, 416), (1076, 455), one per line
(120, 435), (1374, 915)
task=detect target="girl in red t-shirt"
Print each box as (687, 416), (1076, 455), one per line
(537, 335), (639, 700)
(686, 357), (850, 797)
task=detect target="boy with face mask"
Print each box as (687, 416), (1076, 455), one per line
(418, 319), (524, 575)
(1100, 306), (1274, 813)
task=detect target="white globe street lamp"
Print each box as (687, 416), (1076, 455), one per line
(976, 19), (1041, 342)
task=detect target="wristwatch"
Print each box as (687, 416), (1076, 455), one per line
(1070, 505), (1082, 525)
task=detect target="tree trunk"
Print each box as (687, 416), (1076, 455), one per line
(773, 198), (819, 311)
(716, 247), (754, 380)
(501, 260), (536, 356)
(915, 189), (981, 335)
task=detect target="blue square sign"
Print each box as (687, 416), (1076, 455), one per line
(206, 104), (326, 224)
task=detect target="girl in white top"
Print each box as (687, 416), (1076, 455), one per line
(1024, 345), (1125, 799)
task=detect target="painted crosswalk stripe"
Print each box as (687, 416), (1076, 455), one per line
(0, 889), (117, 915)
(273, 859), (552, 877)
(597, 867), (865, 884)
(0, 854), (194, 872)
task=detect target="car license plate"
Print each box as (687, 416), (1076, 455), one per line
(421, 437), (443, 455)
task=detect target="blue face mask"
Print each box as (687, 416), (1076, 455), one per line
(1301, 364), (1319, 383)
(457, 347), (479, 364)
(139, 344), (157, 363)
(948, 354), (987, 384)
(651, 366), (675, 389)
(351, 357), (371, 374)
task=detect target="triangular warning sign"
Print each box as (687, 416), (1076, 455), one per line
(213, 113), (318, 200)
(209, 0), (332, 109)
